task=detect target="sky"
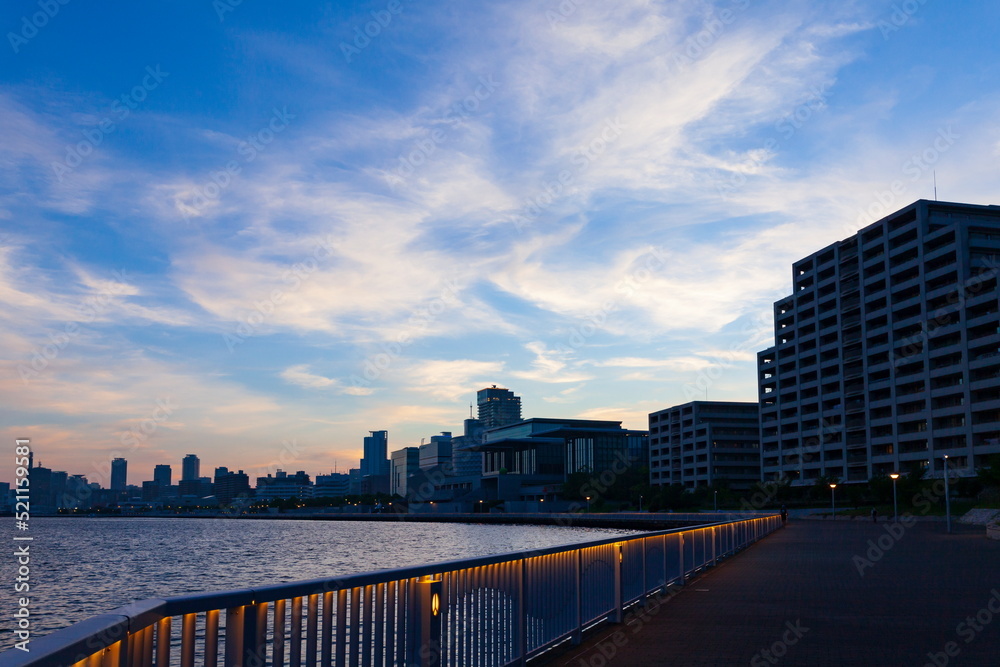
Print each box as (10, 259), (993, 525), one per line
(2, 0), (999, 487)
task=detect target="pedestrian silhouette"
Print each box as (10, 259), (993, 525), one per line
(871, 507), (878, 523)
(780, 505), (788, 525)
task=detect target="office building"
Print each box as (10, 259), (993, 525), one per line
(390, 447), (420, 497)
(474, 418), (648, 501)
(451, 418), (486, 477)
(153, 464), (172, 487)
(255, 470), (311, 500)
(214, 469), (251, 504)
(477, 386), (522, 429)
(181, 454), (200, 481)
(110, 458), (127, 491)
(758, 200), (1000, 485)
(648, 401), (760, 489)
(419, 432), (453, 469)
(314, 473), (350, 497)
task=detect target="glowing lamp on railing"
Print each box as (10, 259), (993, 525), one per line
(431, 592), (440, 616)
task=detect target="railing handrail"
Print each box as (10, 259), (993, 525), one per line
(5, 514), (782, 667)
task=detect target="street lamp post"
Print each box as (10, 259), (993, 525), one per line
(829, 483), (837, 519)
(943, 455), (952, 534)
(889, 473), (899, 523)
(639, 495), (643, 512)
(586, 496), (591, 512)
(714, 490), (718, 513)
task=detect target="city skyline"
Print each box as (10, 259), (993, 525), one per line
(4, 1), (1000, 482)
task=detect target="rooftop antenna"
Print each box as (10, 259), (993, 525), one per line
(469, 403), (474, 419)
(934, 171), (938, 201)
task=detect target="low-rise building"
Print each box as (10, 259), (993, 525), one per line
(649, 401), (760, 489)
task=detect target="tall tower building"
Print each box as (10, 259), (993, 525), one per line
(477, 385), (522, 429)
(110, 458), (127, 491)
(182, 454), (200, 481)
(361, 430), (389, 477)
(758, 200), (1000, 485)
(153, 464), (172, 487)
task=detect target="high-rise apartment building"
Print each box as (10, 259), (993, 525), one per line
(477, 385), (522, 429)
(649, 401), (760, 489)
(758, 200), (1000, 485)
(110, 457), (127, 491)
(182, 454), (200, 481)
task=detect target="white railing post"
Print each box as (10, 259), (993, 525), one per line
(678, 534), (685, 585)
(611, 544), (623, 624)
(517, 560), (527, 665)
(573, 549), (582, 645)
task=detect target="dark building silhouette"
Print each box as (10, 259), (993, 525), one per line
(477, 385), (522, 429)
(649, 401), (760, 489)
(110, 457), (127, 491)
(758, 200), (1000, 485)
(214, 468), (251, 504)
(153, 464), (172, 487)
(474, 418), (647, 502)
(181, 454), (200, 481)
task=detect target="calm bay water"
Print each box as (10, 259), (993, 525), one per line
(1, 517), (638, 652)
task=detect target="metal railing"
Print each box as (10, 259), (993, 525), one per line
(8, 515), (781, 667)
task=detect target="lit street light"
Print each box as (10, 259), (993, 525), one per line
(889, 473), (899, 523)
(829, 483), (837, 519)
(586, 496), (591, 512)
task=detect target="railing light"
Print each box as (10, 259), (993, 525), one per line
(431, 593), (440, 616)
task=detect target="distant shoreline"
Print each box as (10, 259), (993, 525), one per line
(2, 511), (753, 530)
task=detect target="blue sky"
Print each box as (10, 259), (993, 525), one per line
(2, 0), (999, 486)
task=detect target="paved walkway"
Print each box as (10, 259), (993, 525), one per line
(542, 520), (1000, 666)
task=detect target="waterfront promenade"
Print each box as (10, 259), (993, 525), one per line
(544, 520), (1000, 666)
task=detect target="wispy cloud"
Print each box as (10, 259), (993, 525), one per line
(2, 0), (999, 478)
